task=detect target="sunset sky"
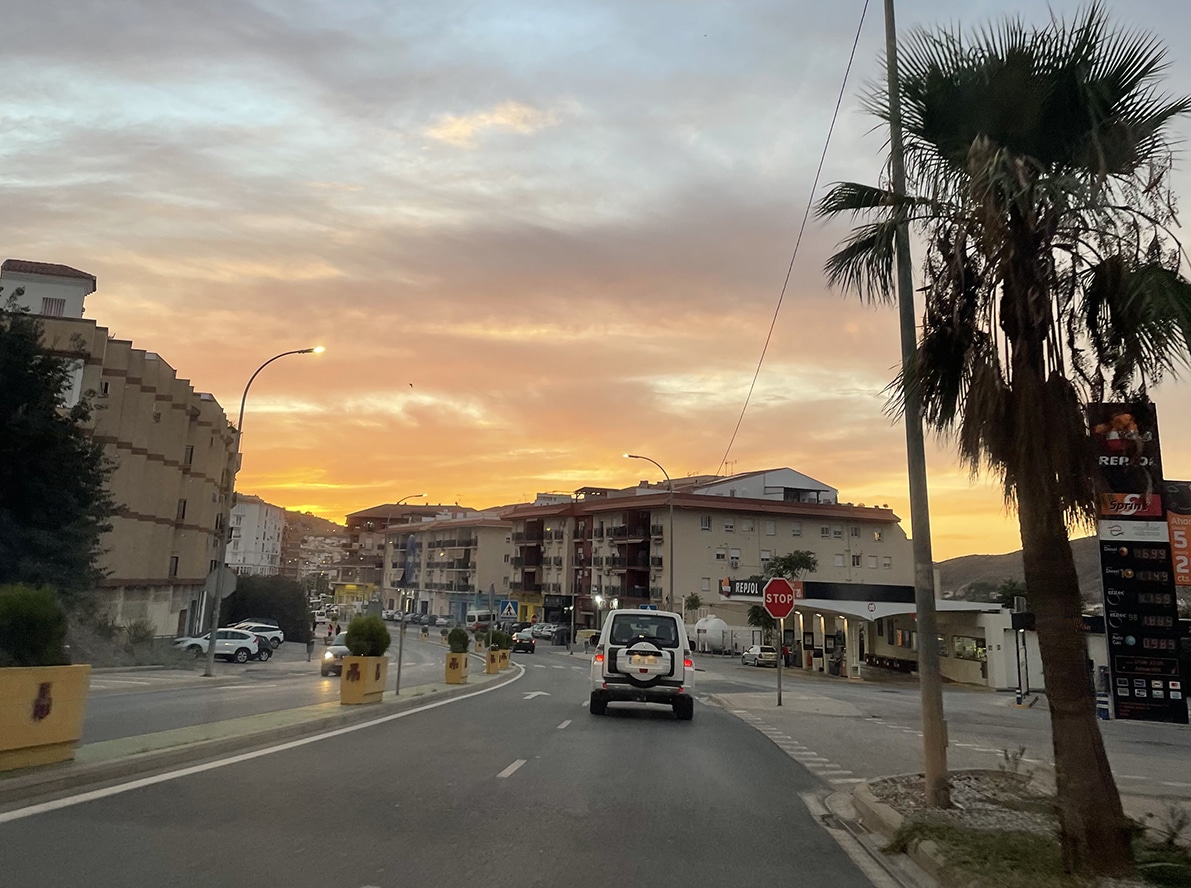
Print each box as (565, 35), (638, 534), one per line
(6, 0), (1191, 560)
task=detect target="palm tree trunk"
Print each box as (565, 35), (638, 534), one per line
(1016, 478), (1134, 877)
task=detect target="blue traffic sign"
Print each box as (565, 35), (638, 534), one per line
(499, 599), (518, 619)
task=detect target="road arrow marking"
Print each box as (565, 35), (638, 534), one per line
(523, 691), (550, 700)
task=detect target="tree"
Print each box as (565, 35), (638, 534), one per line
(0, 296), (115, 603)
(764, 551), (818, 580)
(219, 574), (312, 642)
(745, 605), (775, 644)
(682, 593), (703, 617)
(816, 4), (1191, 876)
(996, 579), (1027, 610)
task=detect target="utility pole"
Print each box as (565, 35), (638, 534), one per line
(884, 0), (949, 807)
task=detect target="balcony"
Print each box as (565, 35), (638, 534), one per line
(552, 556), (564, 567)
(650, 524), (665, 538)
(649, 586), (664, 600)
(593, 528), (604, 539)
(512, 556), (542, 568)
(610, 526), (628, 540)
(513, 531), (544, 544)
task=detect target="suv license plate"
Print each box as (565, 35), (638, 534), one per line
(630, 655), (659, 665)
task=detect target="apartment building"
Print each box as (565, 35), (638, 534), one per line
(226, 494), (284, 576)
(500, 468), (914, 627)
(381, 515), (513, 619)
(4, 259), (237, 635)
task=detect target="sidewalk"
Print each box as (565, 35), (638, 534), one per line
(0, 650), (518, 807)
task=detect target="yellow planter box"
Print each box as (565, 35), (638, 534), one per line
(445, 652), (469, 684)
(485, 650), (500, 674)
(474, 639), (485, 653)
(0, 664), (91, 772)
(497, 650), (510, 671)
(440, 634), (448, 646)
(340, 655), (388, 704)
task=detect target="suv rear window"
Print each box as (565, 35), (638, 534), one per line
(606, 614), (681, 649)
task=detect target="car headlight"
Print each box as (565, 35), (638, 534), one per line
(323, 651), (334, 660)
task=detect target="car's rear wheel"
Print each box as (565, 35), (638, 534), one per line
(270, 638), (281, 649)
(589, 693), (607, 715)
(187, 645), (203, 657)
(233, 648), (250, 664)
(674, 697), (694, 721)
(256, 648), (272, 662)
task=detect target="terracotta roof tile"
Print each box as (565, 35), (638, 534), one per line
(2, 259), (96, 286)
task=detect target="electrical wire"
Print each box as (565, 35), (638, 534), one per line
(715, 0), (872, 477)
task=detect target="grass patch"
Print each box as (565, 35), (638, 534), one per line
(886, 816), (1191, 887)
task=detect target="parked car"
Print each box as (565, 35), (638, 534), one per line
(173, 629), (260, 664)
(509, 622), (532, 635)
(532, 622), (555, 638)
(239, 617), (280, 628)
(320, 632), (350, 676)
(435, 615), (452, 627)
(252, 635), (273, 661)
(233, 622), (285, 648)
(512, 630), (536, 653)
(741, 645), (778, 667)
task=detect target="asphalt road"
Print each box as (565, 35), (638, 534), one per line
(1, 656), (878, 888)
(82, 632), (448, 743)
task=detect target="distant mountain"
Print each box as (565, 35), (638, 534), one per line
(935, 535), (1103, 603)
(284, 510), (345, 538)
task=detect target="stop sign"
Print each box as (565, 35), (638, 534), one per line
(764, 577), (799, 620)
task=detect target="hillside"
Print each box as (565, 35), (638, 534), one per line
(284, 509), (345, 538)
(935, 535), (1103, 602)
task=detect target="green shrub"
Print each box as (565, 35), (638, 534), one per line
(448, 627), (471, 653)
(474, 629), (490, 647)
(345, 615), (391, 657)
(490, 630), (511, 650)
(0, 584), (70, 667)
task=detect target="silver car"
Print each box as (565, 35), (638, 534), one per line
(741, 645), (778, 667)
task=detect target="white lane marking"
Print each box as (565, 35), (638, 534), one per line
(0, 667), (525, 824)
(580, 699), (589, 706)
(552, 665), (566, 669)
(1161, 781), (1191, 788)
(497, 759), (527, 779)
(571, 667), (583, 671)
(557, 720), (571, 730)
(534, 664), (546, 669)
(829, 777), (865, 784)
(972, 747), (1000, 754)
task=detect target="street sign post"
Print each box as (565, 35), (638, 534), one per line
(764, 578), (800, 707)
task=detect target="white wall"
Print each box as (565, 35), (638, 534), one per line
(228, 499), (285, 575)
(2, 272), (91, 319)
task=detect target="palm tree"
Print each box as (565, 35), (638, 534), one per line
(817, 4), (1191, 877)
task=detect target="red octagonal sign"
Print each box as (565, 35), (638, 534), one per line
(763, 577), (801, 620)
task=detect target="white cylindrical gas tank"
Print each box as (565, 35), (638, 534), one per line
(693, 615), (731, 653)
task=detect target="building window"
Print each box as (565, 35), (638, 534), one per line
(701, 577), (711, 592)
(791, 522), (802, 537)
(168, 556), (179, 577)
(851, 554), (862, 567)
(504, 553), (510, 563)
(874, 530), (883, 542)
(952, 636), (987, 662)
(820, 525), (830, 539)
(184, 445), (194, 466)
(176, 499), (187, 521)
(209, 559), (218, 573)
(867, 555), (878, 569)
(764, 520), (775, 536)
(40, 297), (66, 317)
(833, 553), (845, 567)
(882, 556), (892, 569)
(700, 515), (712, 531)
(832, 525), (843, 539)
(724, 519), (734, 532)
(760, 549), (772, 564)
(715, 548), (727, 561)
(100, 380), (110, 397)
(741, 519), (754, 532)
(234, 515), (243, 526)
(850, 526), (860, 538)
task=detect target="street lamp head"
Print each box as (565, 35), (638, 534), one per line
(623, 453), (638, 459)
(299, 346), (326, 355)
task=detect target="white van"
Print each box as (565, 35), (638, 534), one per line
(466, 610), (496, 631)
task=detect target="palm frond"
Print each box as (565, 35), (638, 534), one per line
(821, 220), (899, 304)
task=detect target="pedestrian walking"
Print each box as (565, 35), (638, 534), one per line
(306, 635), (316, 662)
(326, 623), (333, 643)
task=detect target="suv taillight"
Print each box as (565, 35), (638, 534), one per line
(594, 652), (604, 663)
(683, 658), (693, 668)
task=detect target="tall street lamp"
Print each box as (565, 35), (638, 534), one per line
(623, 453), (673, 612)
(203, 346), (324, 678)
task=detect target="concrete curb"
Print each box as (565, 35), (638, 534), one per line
(852, 781), (952, 884)
(0, 668), (520, 807)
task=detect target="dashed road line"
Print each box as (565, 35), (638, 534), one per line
(557, 720), (571, 730)
(497, 759), (527, 779)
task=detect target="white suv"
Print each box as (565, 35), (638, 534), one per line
(589, 609), (694, 720)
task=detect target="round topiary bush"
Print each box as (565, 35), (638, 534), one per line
(345, 615), (392, 657)
(448, 627), (470, 653)
(0, 584), (70, 667)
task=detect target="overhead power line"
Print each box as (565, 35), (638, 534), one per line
(715, 0), (872, 477)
